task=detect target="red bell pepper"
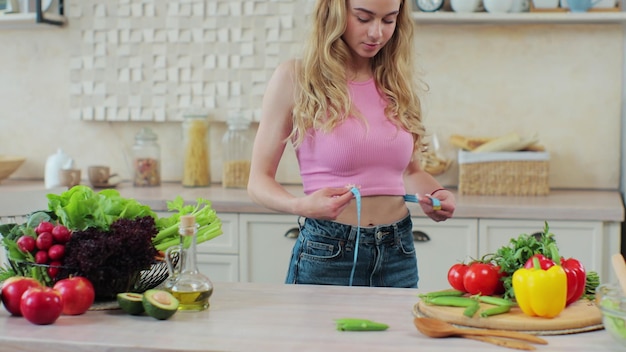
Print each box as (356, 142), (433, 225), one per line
(523, 254), (555, 270)
(560, 257), (586, 305)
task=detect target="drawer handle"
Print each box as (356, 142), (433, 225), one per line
(413, 231), (431, 242)
(284, 228), (300, 239)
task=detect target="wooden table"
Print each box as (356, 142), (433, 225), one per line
(0, 281), (621, 352)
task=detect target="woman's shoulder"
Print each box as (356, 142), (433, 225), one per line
(274, 59), (300, 78)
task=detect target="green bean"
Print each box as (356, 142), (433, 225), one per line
(472, 295), (513, 307)
(463, 302), (480, 318)
(480, 304), (511, 317)
(424, 296), (476, 307)
(418, 289), (465, 299)
(336, 318), (389, 331)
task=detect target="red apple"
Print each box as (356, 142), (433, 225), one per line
(1, 277), (42, 316)
(53, 276), (95, 315)
(20, 286), (63, 325)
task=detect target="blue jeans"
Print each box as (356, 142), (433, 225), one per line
(285, 214), (418, 288)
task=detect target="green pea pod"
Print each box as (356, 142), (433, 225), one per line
(336, 318), (389, 331)
(463, 302), (480, 318)
(424, 296), (477, 307)
(480, 304), (511, 317)
(418, 289), (465, 299)
(472, 295), (513, 307)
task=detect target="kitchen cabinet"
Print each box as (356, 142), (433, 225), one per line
(237, 213), (620, 292)
(412, 218), (478, 292)
(155, 212), (240, 283)
(238, 213), (298, 284)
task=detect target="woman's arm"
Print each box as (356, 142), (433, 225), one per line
(403, 157), (456, 222)
(247, 60), (353, 219)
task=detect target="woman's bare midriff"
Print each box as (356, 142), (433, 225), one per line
(334, 195), (409, 227)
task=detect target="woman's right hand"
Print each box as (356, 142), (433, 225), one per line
(297, 187), (354, 221)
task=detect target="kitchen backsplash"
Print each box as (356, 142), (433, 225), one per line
(0, 1), (621, 190)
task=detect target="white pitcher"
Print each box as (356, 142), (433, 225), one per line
(44, 149), (75, 189)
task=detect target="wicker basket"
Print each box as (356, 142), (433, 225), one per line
(458, 150), (550, 196)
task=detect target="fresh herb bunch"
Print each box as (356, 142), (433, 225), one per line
(584, 271), (600, 300)
(490, 222), (559, 299)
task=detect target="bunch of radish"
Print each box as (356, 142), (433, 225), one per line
(16, 221), (71, 278)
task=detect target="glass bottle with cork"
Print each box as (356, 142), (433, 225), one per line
(164, 215), (213, 311)
(182, 112), (211, 187)
(221, 111), (252, 188)
(132, 128), (161, 187)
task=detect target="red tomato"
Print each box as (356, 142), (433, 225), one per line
(493, 265), (507, 295)
(463, 263), (500, 296)
(53, 276), (95, 315)
(447, 263), (469, 292)
(20, 286), (64, 325)
(0, 277), (42, 316)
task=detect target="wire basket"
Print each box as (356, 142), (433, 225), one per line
(8, 257), (174, 301)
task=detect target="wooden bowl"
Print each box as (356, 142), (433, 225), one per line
(0, 156), (26, 182)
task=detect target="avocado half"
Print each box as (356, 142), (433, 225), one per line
(117, 292), (145, 315)
(142, 289), (179, 320)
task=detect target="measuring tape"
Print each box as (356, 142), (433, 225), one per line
(348, 189), (441, 286)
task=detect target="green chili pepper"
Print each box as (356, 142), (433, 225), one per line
(418, 289), (465, 299)
(480, 304), (511, 317)
(335, 318), (389, 331)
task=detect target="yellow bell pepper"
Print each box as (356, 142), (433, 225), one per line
(512, 257), (567, 318)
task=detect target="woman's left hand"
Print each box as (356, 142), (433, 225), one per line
(418, 190), (456, 222)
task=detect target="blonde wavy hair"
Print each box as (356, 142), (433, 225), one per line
(290, 0), (426, 153)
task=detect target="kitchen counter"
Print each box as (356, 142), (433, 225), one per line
(1, 180), (623, 222)
(0, 281), (620, 352)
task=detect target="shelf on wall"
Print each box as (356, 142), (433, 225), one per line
(412, 11), (626, 25)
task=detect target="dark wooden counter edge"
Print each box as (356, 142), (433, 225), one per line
(1, 180), (624, 222)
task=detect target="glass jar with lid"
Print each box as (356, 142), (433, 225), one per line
(132, 127), (161, 187)
(182, 113), (211, 187)
(221, 111), (252, 189)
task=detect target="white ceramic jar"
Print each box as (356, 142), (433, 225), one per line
(484, 0), (514, 12)
(450, 0), (483, 12)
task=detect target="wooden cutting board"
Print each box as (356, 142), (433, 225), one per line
(414, 299), (603, 335)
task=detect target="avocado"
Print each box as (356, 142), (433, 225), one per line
(142, 289), (179, 320)
(117, 292), (145, 315)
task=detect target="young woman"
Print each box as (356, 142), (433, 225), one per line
(247, 0), (455, 288)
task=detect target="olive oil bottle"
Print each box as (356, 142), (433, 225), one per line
(164, 215), (213, 311)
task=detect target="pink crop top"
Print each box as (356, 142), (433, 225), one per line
(295, 78), (414, 197)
